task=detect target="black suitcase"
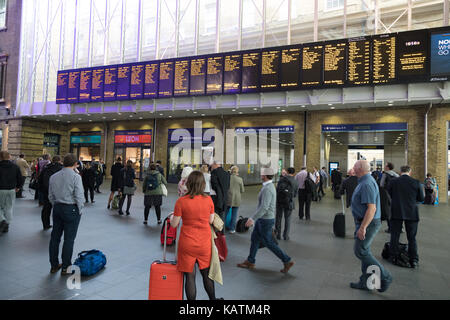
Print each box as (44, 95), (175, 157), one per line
(333, 197), (346, 238)
(334, 186), (341, 199)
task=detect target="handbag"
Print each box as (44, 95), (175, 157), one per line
(123, 185), (136, 195)
(236, 216), (249, 233)
(212, 213), (224, 232)
(214, 231), (228, 262)
(161, 184), (168, 197)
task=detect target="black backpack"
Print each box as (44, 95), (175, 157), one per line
(146, 173), (160, 191)
(304, 175), (315, 194)
(236, 216), (249, 233)
(277, 177), (293, 205)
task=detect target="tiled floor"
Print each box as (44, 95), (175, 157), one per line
(1, 180), (449, 300)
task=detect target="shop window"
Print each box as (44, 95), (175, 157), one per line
(0, 0), (7, 29)
(0, 54), (6, 102)
(325, 0), (344, 11)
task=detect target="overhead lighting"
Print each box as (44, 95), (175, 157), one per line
(139, 117), (143, 120)
(238, 112), (243, 114)
(56, 119), (60, 122)
(87, 114), (91, 116)
(281, 110), (286, 112)
(193, 111), (197, 114)
(67, 121), (71, 123)
(328, 103), (333, 106)
(160, 114), (163, 116)
(301, 105), (306, 108)
(253, 108), (258, 111)
(388, 100), (394, 103)
(89, 120), (92, 122)
(201, 114), (205, 116)
(112, 119), (116, 121)
(168, 116), (172, 118)
(78, 118), (82, 120)
(102, 116), (106, 119)
(276, 107), (281, 109)
(232, 109), (236, 112)
(330, 107), (335, 110)
(118, 113), (122, 115)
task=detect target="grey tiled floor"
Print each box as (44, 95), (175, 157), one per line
(1, 180), (450, 300)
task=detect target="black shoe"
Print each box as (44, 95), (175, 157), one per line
(385, 229), (391, 233)
(0, 220), (6, 232)
(126, 211), (130, 216)
(143, 221), (148, 225)
(1, 223), (9, 233)
(276, 235), (281, 240)
(61, 268), (74, 276)
(283, 236), (290, 241)
(299, 217), (304, 220)
(350, 281), (369, 291)
(107, 204), (110, 209)
(410, 261), (419, 268)
(16, 196), (25, 199)
(50, 264), (62, 274)
(158, 220), (162, 225)
(43, 225), (52, 230)
(91, 200), (95, 203)
(118, 211), (124, 215)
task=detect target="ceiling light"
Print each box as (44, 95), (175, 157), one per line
(301, 105), (305, 108)
(113, 119), (116, 121)
(67, 121), (71, 123)
(193, 111), (197, 114)
(276, 107), (281, 109)
(118, 113), (122, 115)
(56, 119), (60, 122)
(87, 114), (91, 116)
(160, 114), (163, 116)
(253, 108), (258, 111)
(388, 101), (394, 103)
(238, 112), (243, 114)
(232, 109), (236, 112)
(78, 118), (82, 120)
(102, 117), (106, 119)
(328, 103), (333, 106)
(169, 116), (172, 118)
(139, 117), (143, 120)
(201, 114), (205, 116)
(330, 107), (335, 110)
(281, 110), (286, 112)
(89, 120), (92, 122)
(129, 115), (133, 117)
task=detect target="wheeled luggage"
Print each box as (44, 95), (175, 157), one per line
(149, 215), (183, 300)
(333, 185), (341, 199)
(333, 196), (346, 238)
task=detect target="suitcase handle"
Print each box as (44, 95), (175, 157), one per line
(341, 192), (346, 215)
(163, 214), (180, 263)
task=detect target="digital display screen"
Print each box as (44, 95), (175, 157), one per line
(372, 34), (396, 84)
(104, 66), (117, 101)
(144, 62), (159, 98)
(281, 47), (301, 88)
(261, 49), (280, 90)
(207, 55), (223, 94)
(242, 51), (260, 93)
(324, 42), (346, 85)
(348, 37), (371, 85)
(67, 70), (80, 103)
(56, 71), (69, 104)
(174, 59), (190, 96)
(397, 30), (428, 81)
(117, 65), (131, 100)
(430, 29), (450, 80)
(159, 61), (174, 98)
(190, 58), (206, 96)
(130, 63), (145, 99)
(79, 69), (92, 103)
(91, 68), (104, 102)
(224, 54), (241, 94)
(302, 45), (323, 86)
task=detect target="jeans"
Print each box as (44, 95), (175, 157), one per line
(247, 218), (291, 265)
(0, 189), (16, 224)
(225, 206), (239, 231)
(354, 219), (392, 284)
(275, 205), (292, 239)
(390, 219), (419, 262)
(298, 189), (311, 219)
(49, 203), (81, 269)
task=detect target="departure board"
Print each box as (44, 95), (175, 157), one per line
(174, 59), (190, 96)
(67, 70), (80, 103)
(207, 56), (223, 94)
(324, 42), (346, 85)
(159, 61), (174, 98)
(348, 37), (371, 85)
(130, 63), (145, 99)
(117, 65), (131, 100)
(372, 34), (396, 84)
(223, 54), (241, 94)
(79, 69), (92, 103)
(91, 68), (104, 102)
(104, 66), (117, 101)
(397, 30), (428, 81)
(190, 58), (206, 96)
(56, 71), (69, 104)
(261, 49), (280, 90)
(281, 47), (301, 88)
(302, 45), (323, 86)
(242, 51), (260, 93)
(144, 62), (159, 98)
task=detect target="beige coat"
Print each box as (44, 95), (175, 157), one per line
(16, 158), (30, 177)
(208, 214), (223, 285)
(227, 174), (245, 207)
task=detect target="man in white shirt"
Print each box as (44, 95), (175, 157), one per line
(295, 167), (315, 220)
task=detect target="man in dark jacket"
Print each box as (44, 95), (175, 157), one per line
(386, 165), (425, 268)
(331, 168), (343, 192)
(210, 162), (230, 220)
(380, 162), (399, 233)
(81, 162), (96, 204)
(340, 169), (358, 208)
(38, 156), (63, 230)
(0, 151), (24, 233)
(275, 167), (299, 240)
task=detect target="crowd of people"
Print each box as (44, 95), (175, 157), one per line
(0, 150), (434, 299)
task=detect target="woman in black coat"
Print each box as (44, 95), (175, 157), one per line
(108, 157), (124, 209)
(82, 162), (96, 203)
(118, 160), (136, 215)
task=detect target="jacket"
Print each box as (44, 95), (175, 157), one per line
(387, 174), (425, 221)
(143, 170), (167, 196)
(210, 167), (230, 213)
(208, 226), (223, 285)
(340, 176), (358, 208)
(38, 162), (63, 194)
(118, 167), (136, 188)
(16, 158), (30, 177)
(227, 174), (245, 207)
(379, 171), (399, 221)
(0, 161), (23, 190)
(276, 175), (298, 210)
(331, 169), (342, 186)
(110, 162), (124, 190)
(81, 167), (96, 187)
(252, 181), (276, 221)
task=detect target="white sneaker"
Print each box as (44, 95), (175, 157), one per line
(229, 230), (236, 234)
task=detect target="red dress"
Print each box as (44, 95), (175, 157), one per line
(174, 195), (214, 273)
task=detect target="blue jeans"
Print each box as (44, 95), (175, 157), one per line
(354, 219), (392, 283)
(226, 206), (239, 231)
(247, 218), (291, 264)
(49, 204), (81, 269)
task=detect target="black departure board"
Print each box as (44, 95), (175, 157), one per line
(224, 54), (241, 94)
(372, 34), (396, 84)
(348, 37), (371, 85)
(324, 42), (346, 85)
(144, 62), (159, 98)
(281, 47), (301, 88)
(174, 59), (190, 96)
(159, 61), (174, 98)
(242, 51), (260, 93)
(397, 30), (428, 81)
(302, 45), (323, 86)
(261, 49), (280, 90)
(207, 56), (223, 95)
(190, 57), (206, 96)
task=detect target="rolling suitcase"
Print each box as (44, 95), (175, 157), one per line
(148, 216), (183, 300)
(333, 196), (346, 238)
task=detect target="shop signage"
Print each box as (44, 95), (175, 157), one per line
(321, 123), (407, 132)
(114, 130), (152, 145)
(44, 133), (60, 147)
(70, 132), (102, 144)
(235, 126), (294, 134)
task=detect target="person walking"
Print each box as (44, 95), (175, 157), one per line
(319, 167), (328, 195)
(423, 173), (437, 205)
(237, 167), (295, 273)
(37, 154), (51, 205)
(38, 156), (63, 230)
(178, 166), (193, 197)
(340, 169), (358, 208)
(15, 154), (30, 198)
(81, 162), (96, 204)
(275, 167), (298, 241)
(225, 166), (245, 234)
(295, 167), (315, 220)
(201, 165), (211, 195)
(169, 171), (221, 300)
(48, 154), (85, 275)
(118, 160), (136, 216)
(331, 167), (343, 192)
(210, 162), (230, 220)
(92, 158), (103, 193)
(312, 167), (321, 201)
(143, 163), (168, 225)
(108, 157), (124, 209)
(0, 151), (23, 234)
(380, 163), (399, 233)
(349, 160), (392, 292)
(386, 166), (424, 268)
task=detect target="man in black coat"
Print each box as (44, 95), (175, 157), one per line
(340, 169), (358, 208)
(331, 168), (342, 191)
(210, 162), (230, 220)
(386, 165), (425, 268)
(38, 156), (63, 230)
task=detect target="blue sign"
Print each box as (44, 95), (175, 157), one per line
(430, 31), (450, 78)
(168, 128), (216, 144)
(235, 126), (295, 134)
(70, 134), (102, 144)
(321, 123), (407, 132)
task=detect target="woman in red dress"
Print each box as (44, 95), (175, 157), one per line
(170, 171), (220, 300)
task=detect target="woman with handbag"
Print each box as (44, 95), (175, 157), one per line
(107, 157), (123, 209)
(118, 160), (136, 216)
(225, 166), (245, 233)
(142, 163), (167, 225)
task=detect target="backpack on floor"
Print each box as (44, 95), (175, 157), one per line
(160, 217), (177, 246)
(111, 195), (120, 210)
(74, 250), (107, 276)
(381, 242), (411, 268)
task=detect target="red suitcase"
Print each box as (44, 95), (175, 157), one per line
(148, 216), (183, 300)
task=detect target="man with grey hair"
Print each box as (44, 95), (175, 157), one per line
(350, 160), (392, 292)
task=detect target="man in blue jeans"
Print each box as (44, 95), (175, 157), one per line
(48, 154), (85, 275)
(350, 160), (392, 292)
(237, 167), (294, 273)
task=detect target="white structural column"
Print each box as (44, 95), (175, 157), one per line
(343, 0), (347, 38)
(120, 0), (126, 63)
(374, 0), (379, 35)
(238, 0), (243, 50)
(137, 0), (143, 62)
(103, 0), (109, 65)
(262, 0), (266, 48)
(194, 0), (199, 55)
(287, 0), (291, 45)
(43, 0), (51, 104)
(314, 0), (318, 42)
(175, 0), (180, 57)
(73, 0), (78, 68)
(155, 0), (161, 59)
(216, 0), (221, 53)
(407, 0), (412, 31)
(87, 0), (93, 67)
